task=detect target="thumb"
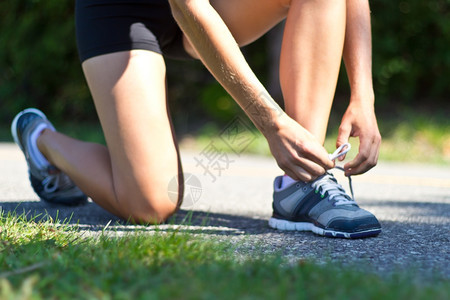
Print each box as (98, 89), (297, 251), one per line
(336, 124), (351, 161)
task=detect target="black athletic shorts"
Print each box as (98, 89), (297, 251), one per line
(75, 0), (192, 62)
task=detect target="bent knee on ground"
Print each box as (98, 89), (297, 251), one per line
(113, 183), (182, 224)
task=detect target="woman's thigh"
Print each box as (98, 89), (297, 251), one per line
(182, 0), (289, 58)
(81, 50), (182, 221)
(211, 0), (289, 46)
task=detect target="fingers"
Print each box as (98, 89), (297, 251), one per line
(278, 154), (328, 182)
(275, 137), (334, 182)
(267, 115), (335, 182)
(283, 167), (311, 183)
(299, 141), (335, 170)
(344, 135), (380, 176)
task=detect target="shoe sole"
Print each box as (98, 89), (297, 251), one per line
(11, 108), (47, 151)
(268, 217), (381, 239)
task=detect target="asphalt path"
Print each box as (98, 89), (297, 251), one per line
(1, 142), (449, 279)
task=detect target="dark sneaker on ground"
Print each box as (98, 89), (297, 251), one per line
(11, 108), (87, 206)
(269, 172), (381, 239)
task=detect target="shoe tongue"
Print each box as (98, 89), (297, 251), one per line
(316, 173), (353, 204)
(319, 173), (337, 185)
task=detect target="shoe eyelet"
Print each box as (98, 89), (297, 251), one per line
(296, 183), (301, 188)
(302, 187), (308, 192)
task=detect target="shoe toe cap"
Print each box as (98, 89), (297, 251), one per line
(326, 214), (381, 233)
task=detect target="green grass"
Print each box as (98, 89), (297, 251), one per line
(1, 211), (448, 299)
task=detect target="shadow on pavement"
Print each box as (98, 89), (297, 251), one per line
(1, 199), (449, 237)
(0, 201), (271, 235)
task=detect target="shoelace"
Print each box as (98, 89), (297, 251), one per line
(311, 143), (355, 206)
(42, 174), (60, 193)
(41, 166), (73, 194)
(328, 144), (354, 202)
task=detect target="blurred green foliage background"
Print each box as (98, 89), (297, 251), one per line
(0, 0), (449, 135)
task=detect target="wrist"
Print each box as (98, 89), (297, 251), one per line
(244, 91), (287, 136)
(349, 88), (375, 105)
(258, 112), (291, 140)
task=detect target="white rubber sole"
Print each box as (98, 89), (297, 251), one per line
(268, 217), (381, 239)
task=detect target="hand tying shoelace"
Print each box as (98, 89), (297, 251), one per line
(311, 143), (355, 205)
(270, 142), (381, 238)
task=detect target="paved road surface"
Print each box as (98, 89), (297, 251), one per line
(1, 143), (449, 279)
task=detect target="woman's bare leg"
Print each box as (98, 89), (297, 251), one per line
(182, 0), (289, 58)
(183, 0), (345, 145)
(280, 0), (346, 144)
(38, 50), (182, 223)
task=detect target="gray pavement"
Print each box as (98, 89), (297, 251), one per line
(1, 142), (449, 279)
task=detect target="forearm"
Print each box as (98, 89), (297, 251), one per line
(343, 0), (374, 103)
(169, 0), (284, 134)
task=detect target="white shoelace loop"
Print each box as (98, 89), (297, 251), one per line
(328, 143), (351, 161)
(41, 166), (71, 194)
(42, 174), (59, 193)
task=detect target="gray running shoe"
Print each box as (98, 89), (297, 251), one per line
(11, 108), (87, 206)
(269, 172), (381, 239)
